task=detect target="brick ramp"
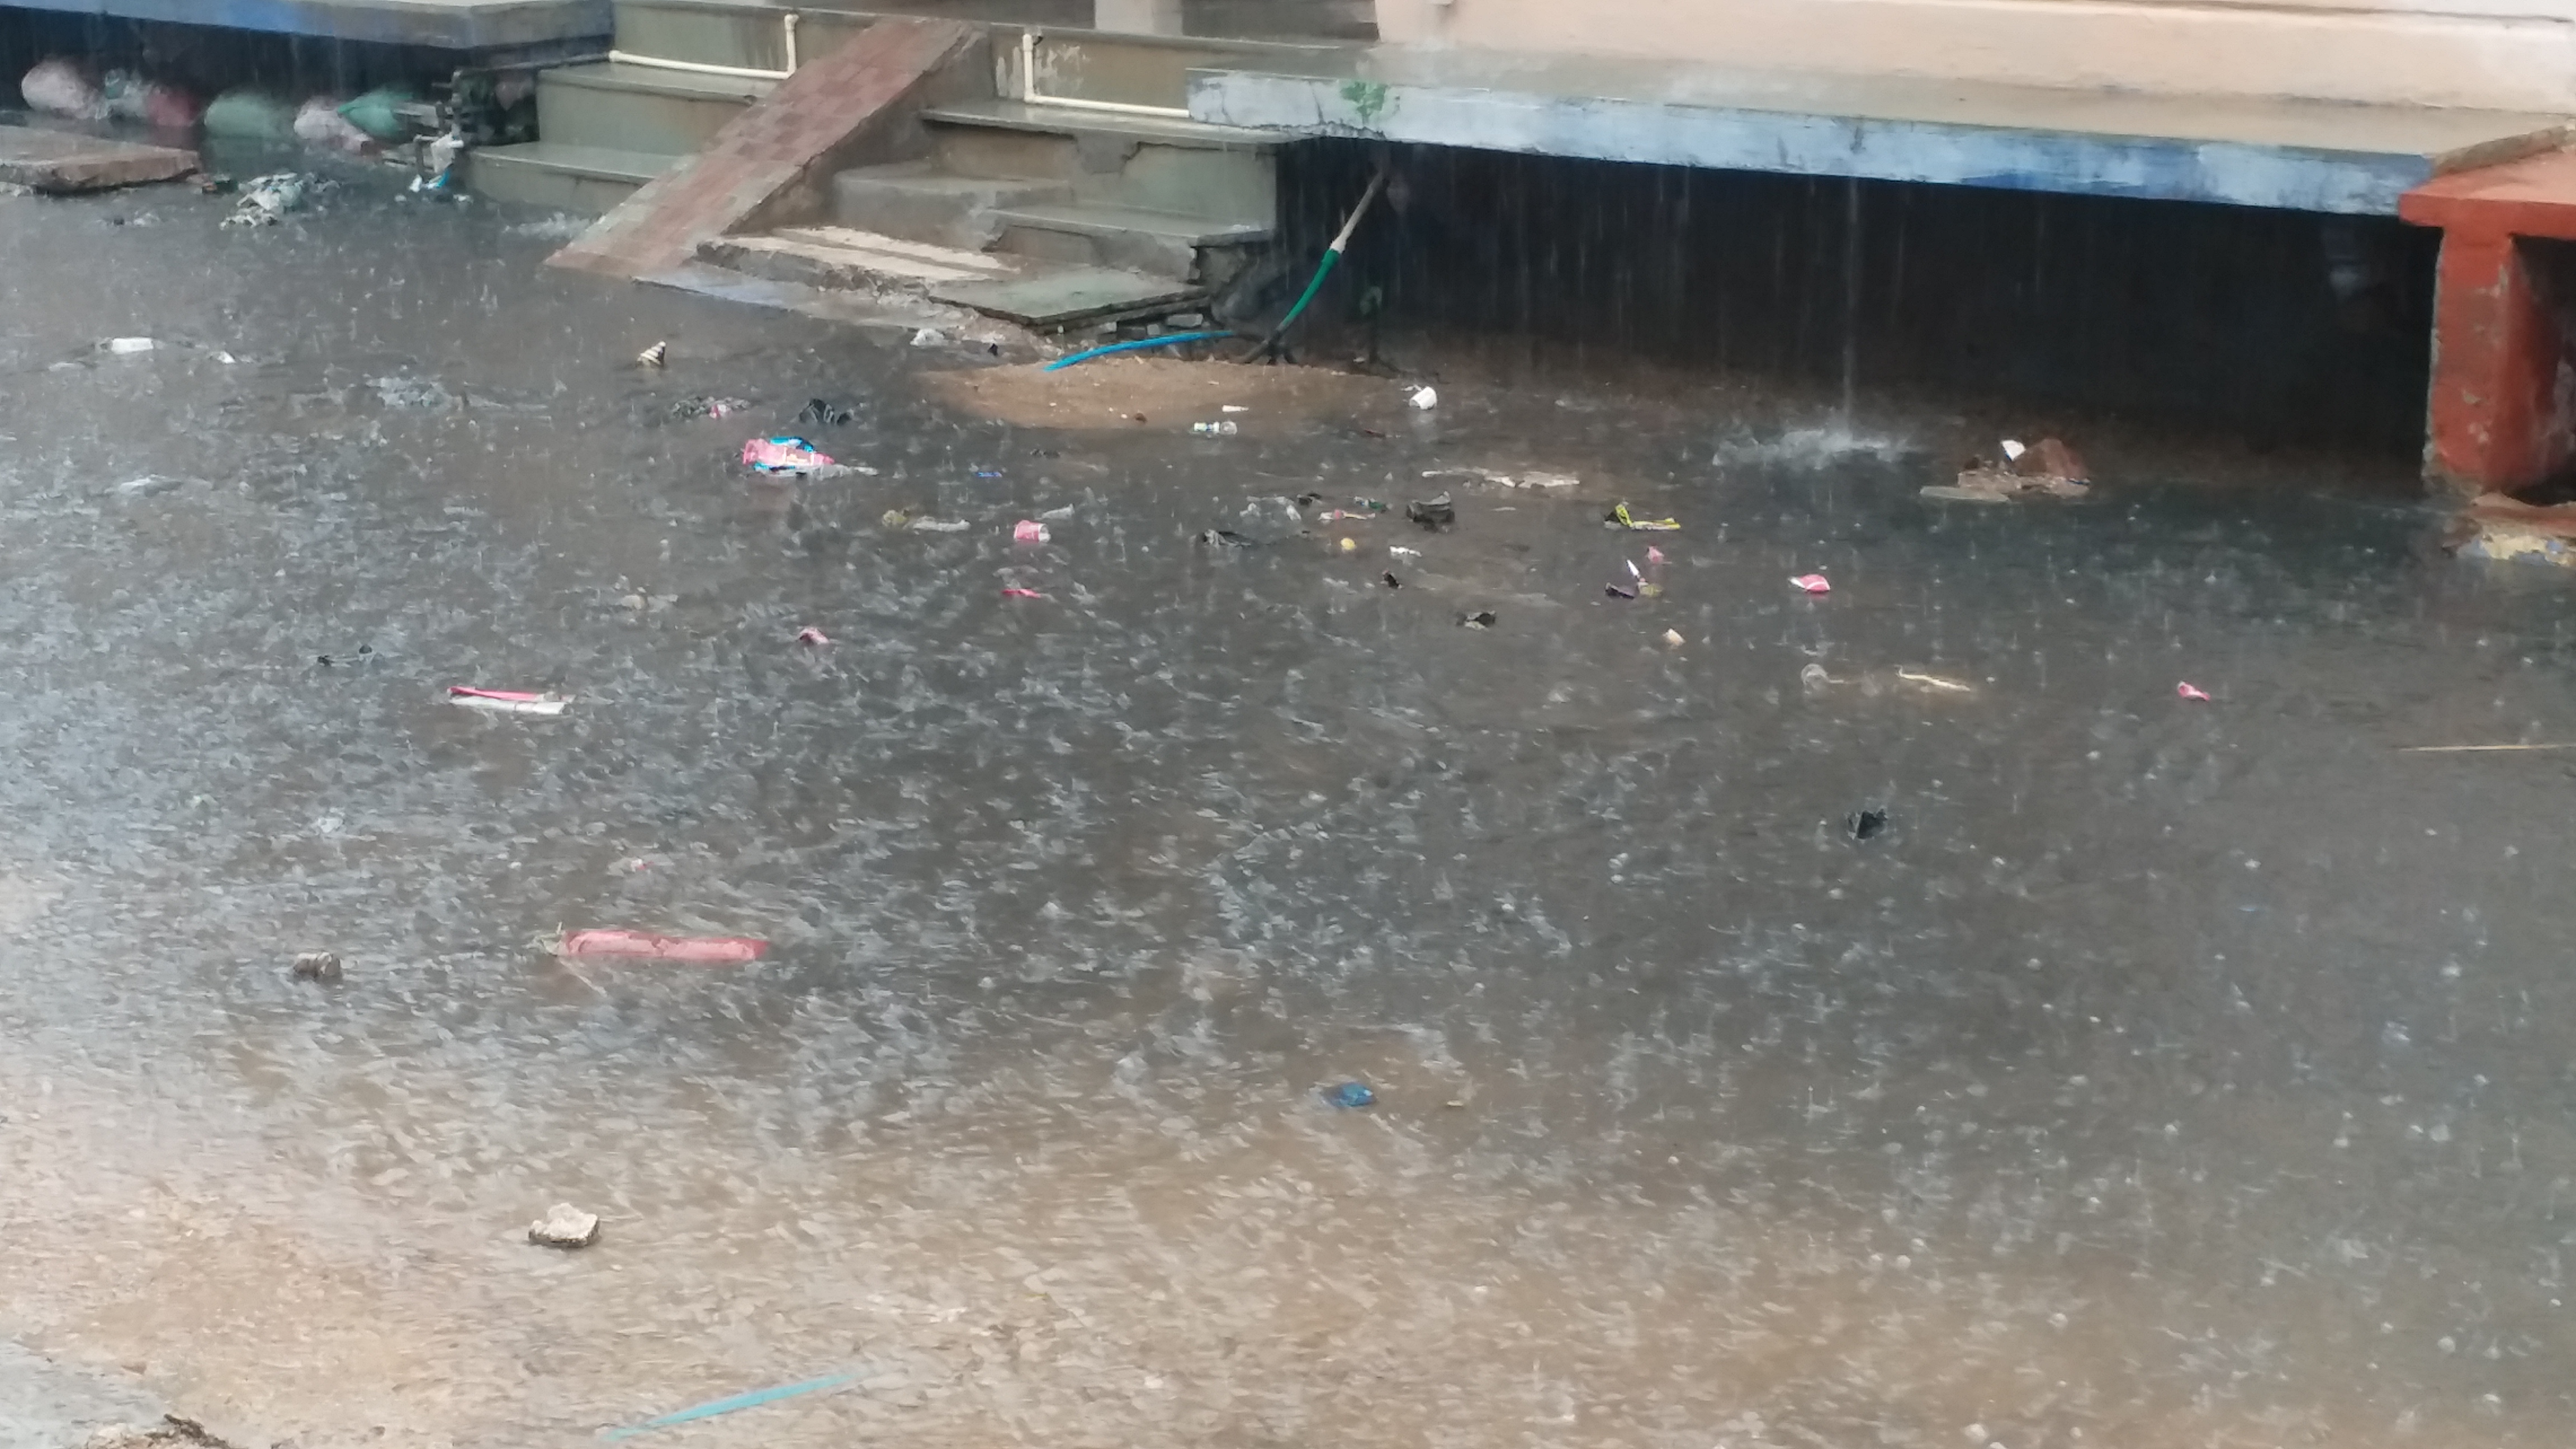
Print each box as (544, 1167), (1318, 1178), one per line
(0, 126), (196, 193)
(548, 15), (979, 281)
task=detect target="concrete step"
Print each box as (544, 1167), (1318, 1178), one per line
(926, 98), (1284, 149)
(1016, 28), (1320, 111)
(536, 60), (770, 158)
(931, 266), (1206, 329)
(828, 161), (1073, 251)
(468, 141), (672, 213)
(701, 224), (1025, 292)
(695, 222), (1206, 329)
(925, 99), (1278, 222)
(613, 0), (792, 73)
(987, 199), (1271, 279)
(612, 0), (881, 75)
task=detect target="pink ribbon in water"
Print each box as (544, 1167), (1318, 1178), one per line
(557, 930), (768, 965)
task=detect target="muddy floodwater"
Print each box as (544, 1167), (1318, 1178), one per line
(2, 164), (2573, 1449)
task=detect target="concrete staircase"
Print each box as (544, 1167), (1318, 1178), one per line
(477, 1), (1331, 329)
(707, 94), (1277, 326)
(469, 0), (820, 212)
(472, 58), (769, 210)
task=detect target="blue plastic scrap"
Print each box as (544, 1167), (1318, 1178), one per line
(1326, 1081), (1376, 1109)
(601, 1371), (855, 1440)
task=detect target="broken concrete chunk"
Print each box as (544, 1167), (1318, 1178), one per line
(1929, 435), (2090, 502)
(2448, 493), (2576, 566)
(83, 1418), (233, 1449)
(528, 1203), (600, 1248)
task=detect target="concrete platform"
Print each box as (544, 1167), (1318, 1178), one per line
(0, 124), (195, 192)
(0, 0), (610, 49)
(1187, 46), (2576, 215)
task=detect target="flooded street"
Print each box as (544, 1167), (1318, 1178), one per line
(3, 164), (2573, 1449)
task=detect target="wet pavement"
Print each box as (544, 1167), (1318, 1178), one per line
(3, 162), (2574, 1449)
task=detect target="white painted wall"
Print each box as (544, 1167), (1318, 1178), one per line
(1374, 0), (2576, 111)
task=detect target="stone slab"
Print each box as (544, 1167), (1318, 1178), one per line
(0, 1340), (164, 1449)
(0, 0), (609, 49)
(0, 126), (196, 194)
(928, 264), (1200, 327)
(1187, 46), (2576, 215)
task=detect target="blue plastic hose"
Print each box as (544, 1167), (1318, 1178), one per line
(602, 1372), (856, 1439)
(1043, 330), (1234, 371)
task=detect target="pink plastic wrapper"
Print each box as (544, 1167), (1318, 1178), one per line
(142, 85), (203, 130)
(557, 930), (768, 964)
(795, 626), (831, 646)
(293, 96), (374, 155)
(447, 685), (568, 716)
(2176, 681), (2212, 702)
(1012, 520), (1049, 543)
(1789, 574), (1831, 594)
(1002, 587), (1045, 599)
(741, 437), (835, 473)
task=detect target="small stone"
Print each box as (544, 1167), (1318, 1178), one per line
(289, 951), (341, 983)
(1166, 311), (1206, 328)
(528, 1203), (600, 1248)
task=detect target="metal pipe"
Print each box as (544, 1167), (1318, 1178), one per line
(783, 11), (801, 73)
(606, 50), (790, 81)
(1019, 29), (1192, 118)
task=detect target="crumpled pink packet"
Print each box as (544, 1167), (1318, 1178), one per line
(1013, 520), (1049, 543)
(2176, 681), (2212, 702)
(741, 437), (834, 473)
(1789, 574), (1831, 594)
(795, 626), (831, 646)
(1002, 587), (1045, 599)
(448, 685), (569, 716)
(555, 929), (768, 964)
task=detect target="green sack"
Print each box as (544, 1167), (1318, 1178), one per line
(336, 86), (418, 143)
(202, 88), (296, 141)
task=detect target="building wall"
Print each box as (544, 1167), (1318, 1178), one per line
(1273, 140), (2438, 453)
(1374, 0), (2576, 111)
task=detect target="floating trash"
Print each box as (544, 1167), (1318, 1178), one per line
(447, 686), (568, 717)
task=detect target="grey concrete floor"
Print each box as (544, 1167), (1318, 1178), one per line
(0, 152), (2569, 1449)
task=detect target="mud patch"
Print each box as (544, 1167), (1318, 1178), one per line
(917, 357), (1397, 433)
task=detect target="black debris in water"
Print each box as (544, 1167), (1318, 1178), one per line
(1407, 493), (1456, 531)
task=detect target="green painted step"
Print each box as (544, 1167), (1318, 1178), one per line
(828, 161), (1073, 251)
(536, 61), (771, 158)
(929, 265), (1206, 330)
(924, 99), (1280, 224)
(469, 141), (673, 214)
(987, 199), (1271, 278)
(922, 98), (1284, 149)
